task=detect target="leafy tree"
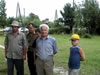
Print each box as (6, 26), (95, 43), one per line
(30, 18), (42, 27)
(74, 3), (83, 28)
(28, 13), (39, 20)
(96, 9), (100, 34)
(25, 12), (42, 27)
(0, 0), (7, 28)
(60, 3), (74, 33)
(82, 0), (100, 34)
(7, 17), (15, 26)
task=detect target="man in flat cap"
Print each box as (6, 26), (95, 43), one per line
(4, 21), (27, 75)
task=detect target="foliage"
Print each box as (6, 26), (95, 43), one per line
(60, 3), (74, 33)
(28, 13), (39, 20)
(75, 29), (86, 37)
(59, 0), (100, 35)
(49, 19), (66, 34)
(74, 3), (83, 28)
(81, 0), (100, 34)
(82, 33), (92, 38)
(0, 0), (7, 28)
(25, 13), (42, 27)
(7, 17), (15, 26)
(49, 27), (66, 34)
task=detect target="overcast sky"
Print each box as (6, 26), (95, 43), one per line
(5, 0), (100, 21)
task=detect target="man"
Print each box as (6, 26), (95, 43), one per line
(4, 21), (27, 75)
(35, 24), (58, 75)
(26, 23), (37, 75)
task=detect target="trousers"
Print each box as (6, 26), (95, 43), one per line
(7, 58), (24, 75)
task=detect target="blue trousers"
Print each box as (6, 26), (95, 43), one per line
(7, 58), (24, 75)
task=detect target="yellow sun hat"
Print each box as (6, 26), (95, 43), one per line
(71, 34), (80, 40)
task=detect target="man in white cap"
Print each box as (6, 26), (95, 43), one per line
(35, 24), (58, 75)
(4, 21), (27, 75)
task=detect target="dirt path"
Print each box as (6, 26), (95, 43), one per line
(0, 45), (4, 49)
(54, 66), (68, 75)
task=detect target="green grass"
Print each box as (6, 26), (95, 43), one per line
(0, 34), (100, 75)
(52, 34), (100, 75)
(0, 35), (5, 45)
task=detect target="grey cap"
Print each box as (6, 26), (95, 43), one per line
(11, 21), (19, 27)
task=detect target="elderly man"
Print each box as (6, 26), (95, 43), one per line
(35, 24), (58, 75)
(4, 21), (27, 75)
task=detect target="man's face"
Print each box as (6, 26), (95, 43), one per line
(28, 24), (35, 33)
(12, 26), (19, 32)
(41, 26), (48, 37)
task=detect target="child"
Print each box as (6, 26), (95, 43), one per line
(68, 34), (85, 75)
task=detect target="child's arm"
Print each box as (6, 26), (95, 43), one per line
(80, 48), (85, 61)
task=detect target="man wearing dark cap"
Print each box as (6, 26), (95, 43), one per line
(4, 21), (27, 75)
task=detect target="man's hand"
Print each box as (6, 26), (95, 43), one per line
(23, 55), (26, 60)
(5, 45), (8, 58)
(5, 54), (7, 58)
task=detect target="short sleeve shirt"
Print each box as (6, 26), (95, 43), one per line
(4, 31), (27, 59)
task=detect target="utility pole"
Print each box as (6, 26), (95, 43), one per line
(54, 9), (58, 21)
(23, 8), (25, 25)
(16, 2), (24, 26)
(73, 0), (75, 8)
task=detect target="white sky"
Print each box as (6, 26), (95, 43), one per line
(5, 0), (100, 21)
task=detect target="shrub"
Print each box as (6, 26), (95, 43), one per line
(75, 29), (92, 39)
(75, 30), (86, 37)
(49, 27), (66, 34)
(83, 33), (92, 38)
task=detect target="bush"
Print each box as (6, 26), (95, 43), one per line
(75, 30), (92, 38)
(75, 30), (86, 37)
(49, 27), (66, 34)
(83, 33), (92, 38)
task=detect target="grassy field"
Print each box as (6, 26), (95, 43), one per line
(0, 34), (100, 75)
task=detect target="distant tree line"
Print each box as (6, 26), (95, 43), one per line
(0, 0), (100, 35)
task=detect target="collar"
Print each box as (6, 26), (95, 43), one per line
(71, 45), (80, 48)
(40, 35), (49, 40)
(10, 31), (20, 35)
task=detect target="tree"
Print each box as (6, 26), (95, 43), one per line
(7, 17), (15, 26)
(82, 0), (100, 34)
(95, 9), (100, 34)
(28, 13), (39, 20)
(25, 12), (42, 27)
(0, 0), (7, 28)
(30, 18), (42, 27)
(74, 3), (83, 28)
(60, 3), (74, 33)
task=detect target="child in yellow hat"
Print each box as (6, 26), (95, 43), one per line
(68, 34), (85, 75)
